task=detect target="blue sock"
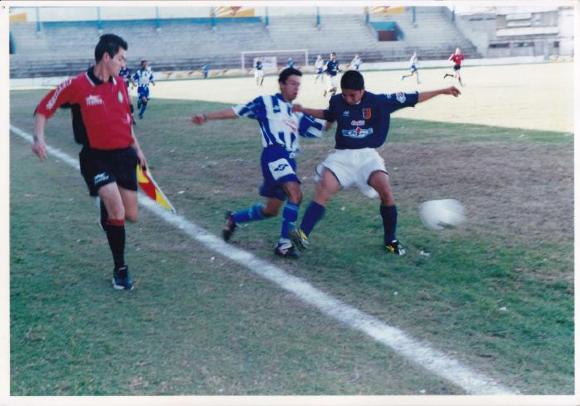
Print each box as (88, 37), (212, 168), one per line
(139, 102), (147, 117)
(281, 202), (299, 239)
(232, 203), (266, 224)
(300, 201), (325, 237)
(380, 205), (398, 244)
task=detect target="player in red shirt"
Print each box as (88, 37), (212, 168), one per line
(32, 34), (148, 291)
(444, 47), (464, 86)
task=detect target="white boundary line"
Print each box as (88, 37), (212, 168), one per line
(10, 124), (518, 395)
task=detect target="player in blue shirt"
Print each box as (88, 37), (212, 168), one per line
(192, 68), (325, 258)
(291, 70), (460, 256)
(324, 52), (340, 97)
(287, 57), (295, 68)
(132, 60), (155, 119)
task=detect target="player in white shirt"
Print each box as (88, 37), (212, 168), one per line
(401, 51), (420, 84)
(349, 54), (362, 71)
(314, 55), (325, 83)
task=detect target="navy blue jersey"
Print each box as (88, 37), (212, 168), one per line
(325, 60), (339, 76)
(255, 60), (263, 70)
(119, 67), (132, 85)
(323, 91), (418, 149)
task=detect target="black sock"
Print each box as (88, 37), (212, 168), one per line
(105, 218), (126, 269)
(380, 205), (398, 244)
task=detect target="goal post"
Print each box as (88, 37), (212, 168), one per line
(241, 49), (309, 73)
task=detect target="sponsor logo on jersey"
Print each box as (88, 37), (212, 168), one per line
(362, 108), (372, 119)
(117, 91), (124, 103)
(342, 111), (350, 117)
(351, 120), (365, 126)
(86, 95), (104, 106)
(342, 127), (374, 139)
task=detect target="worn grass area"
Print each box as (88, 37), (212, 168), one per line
(10, 90), (573, 395)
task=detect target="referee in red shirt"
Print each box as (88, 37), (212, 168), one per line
(32, 34), (148, 291)
(444, 47), (465, 86)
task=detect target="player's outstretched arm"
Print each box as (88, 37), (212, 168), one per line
(192, 108), (238, 125)
(293, 104), (326, 119)
(418, 87), (461, 104)
(32, 114), (48, 160)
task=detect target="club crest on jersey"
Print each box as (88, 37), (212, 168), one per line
(396, 92), (407, 104)
(117, 91), (124, 103)
(85, 95), (103, 106)
(362, 108), (372, 119)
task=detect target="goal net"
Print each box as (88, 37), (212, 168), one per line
(241, 49), (309, 73)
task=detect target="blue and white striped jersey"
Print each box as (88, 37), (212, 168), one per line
(233, 93), (325, 155)
(132, 68), (155, 89)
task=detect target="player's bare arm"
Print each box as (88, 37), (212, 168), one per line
(32, 113), (48, 160)
(418, 87), (461, 103)
(192, 108), (238, 125)
(292, 104), (326, 120)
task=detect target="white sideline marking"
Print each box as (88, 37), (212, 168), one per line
(11, 124), (518, 395)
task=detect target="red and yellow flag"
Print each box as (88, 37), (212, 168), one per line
(136, 165), (176, 213)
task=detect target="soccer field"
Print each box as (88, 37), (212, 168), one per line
(9, 62), (574, 396)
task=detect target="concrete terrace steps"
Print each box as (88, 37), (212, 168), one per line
(10, 11), (480, 78)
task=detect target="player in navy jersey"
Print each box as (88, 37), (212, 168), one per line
(133, 60), (155, 119)
(290, 70), (460, 256)
(324, 52), (340, 97)
(192, 68), (325, 258)
(119, 65), (136, 124)
(32, 34), (149, 290)
(254, 59), (264, 87)
(287, 57), (295, 68)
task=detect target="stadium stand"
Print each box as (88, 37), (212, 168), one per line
(10, 7), (482, 78)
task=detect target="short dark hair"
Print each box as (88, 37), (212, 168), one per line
(341, 70), (364, 90)
(94, 34), (128, 62)
(278, 67), (302, 84)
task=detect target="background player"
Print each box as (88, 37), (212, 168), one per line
(254, 58), (264, 87)
(191, 68), (325, 258)
(32, 34), (148, 290)
(323, 52), (340, 97)
(444, 47), (464, 86)
(119, 64), (136, 124)
(401, 51), (420, 84)
(290, 70), (460, 256)
(314, 55), (325, 83)
(133, 59), (155, 119)
(349, 54), (362, 71)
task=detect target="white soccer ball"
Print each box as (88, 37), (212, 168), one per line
(419, 199), (466, 231)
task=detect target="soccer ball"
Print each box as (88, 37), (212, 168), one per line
(419, 199), (466, 231)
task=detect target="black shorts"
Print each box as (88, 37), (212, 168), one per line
(453, 64), (461, 71)
(79, 147), (138, 196)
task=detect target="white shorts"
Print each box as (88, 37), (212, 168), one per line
(254, 70), (264, 79)
(325, 74), (338, 90)
(316, 148), (387, 198)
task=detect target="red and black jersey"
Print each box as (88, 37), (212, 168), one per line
(35, 67), (133, 150)
(449, 53), (464, 66)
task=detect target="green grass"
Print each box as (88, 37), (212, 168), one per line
(10, 90), (573, 395)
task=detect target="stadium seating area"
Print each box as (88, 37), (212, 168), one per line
(10, 7), (479, 78)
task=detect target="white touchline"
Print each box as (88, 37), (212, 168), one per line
(11, 124), (518, 395)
